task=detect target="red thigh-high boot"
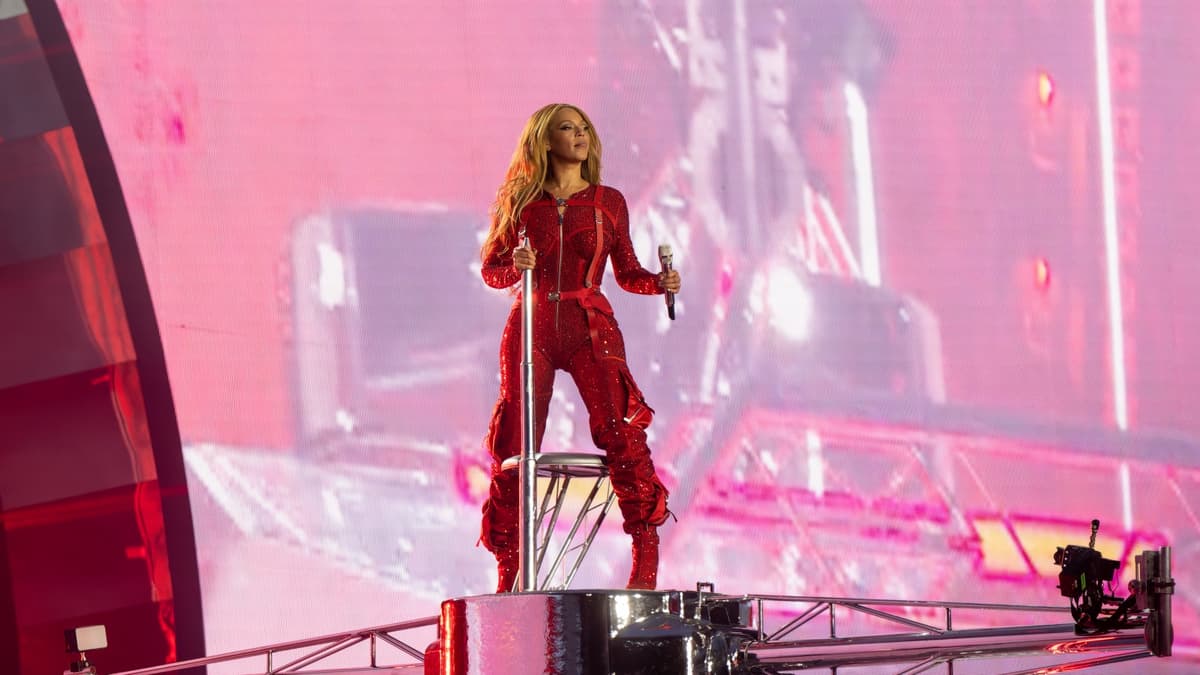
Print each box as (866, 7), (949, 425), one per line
(574, 347), (669, 589)
(623, 472), (669, 590)
(480, 397), (522, 593)
(604, 428), (670, 590)
(480, 389), (555, 591)
(627, 523), (661, 590)
(481, 484), (520, 593)
(495, 550), (519, 594)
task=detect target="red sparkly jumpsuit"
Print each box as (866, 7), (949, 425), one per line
(479, 184), (669, 559)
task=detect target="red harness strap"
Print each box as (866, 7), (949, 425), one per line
(553, 188), (653, 427)
(583, 185), (606, 288)
(554, 287), (612, 362)
(558, 185), (616, 360)
(562, 186), (619, 286)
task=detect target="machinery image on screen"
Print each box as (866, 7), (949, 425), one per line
(4, 0), (1199, 673)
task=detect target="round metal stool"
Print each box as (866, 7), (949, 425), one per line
(500, 452), (617, 591)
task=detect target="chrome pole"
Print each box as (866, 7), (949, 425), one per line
(518, 238), (538, 592)
(1159, 546), (1172, 657)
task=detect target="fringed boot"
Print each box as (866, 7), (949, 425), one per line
(495, 550), (519, 593)
(626, 525), (660, 590)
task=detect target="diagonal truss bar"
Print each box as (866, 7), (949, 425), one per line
(843, 602), (946, 634)
(766, 602), (830, 642)
(373, 630), (427, 662)
(752, 623), (1081, 654)
(1000, 649), (1152, 675)
(750, 594), (1068, 613)
(751, 627), (1147, 671)
(896, 655), (944, 675)
(274, 635), (366, 673)
(741, 590), (1166, 672)
(109, 615), (438, 675)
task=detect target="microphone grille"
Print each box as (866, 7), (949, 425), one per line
(658, 244), (673, 257)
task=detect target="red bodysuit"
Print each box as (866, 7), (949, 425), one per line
(479, 184), (669, 558)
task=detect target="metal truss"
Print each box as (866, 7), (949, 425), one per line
(738, 592), (1157, 674)
(109, 615), (436, 674)
(105, 591), (1176, 674)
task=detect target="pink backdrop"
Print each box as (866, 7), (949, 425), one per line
(57, 0), (1200, 669)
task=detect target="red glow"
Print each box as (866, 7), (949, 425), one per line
(1034, 257), (1051, 291)
(1037, 71), (1055, 106)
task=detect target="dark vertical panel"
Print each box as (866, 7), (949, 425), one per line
(5, 483), (173, 673)
(0, 10), (66, 141)
(0, 253), (106, 390)
(0, 1), (207, 672)
(23, 0), (207, 666)
(0, 134), (88, 266)
(0, 495), (19, 675)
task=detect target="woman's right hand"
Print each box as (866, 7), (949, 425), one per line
(512, 246), (537, 271)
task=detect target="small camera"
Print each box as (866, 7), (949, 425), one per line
(1054, 545), (1120, 601)
(1050, 519), (1176, 659)
(1056, 516), (1118, 624)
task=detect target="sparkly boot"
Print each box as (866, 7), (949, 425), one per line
(495, 550), (519, 594)
(626, 525), (660, 590)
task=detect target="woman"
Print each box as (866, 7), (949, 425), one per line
(479, 103), (682, 592)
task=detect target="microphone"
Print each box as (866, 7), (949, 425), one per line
(658, 244), (675, 321)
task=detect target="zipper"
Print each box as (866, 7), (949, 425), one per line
(555, 198), (565, 332)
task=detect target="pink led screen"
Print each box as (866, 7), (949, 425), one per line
(58, 0), (1200, 667)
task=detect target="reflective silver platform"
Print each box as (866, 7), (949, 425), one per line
(428, 582), (1177, 675)
(433, 587), (755, 674)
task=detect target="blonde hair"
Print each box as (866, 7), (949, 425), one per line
(481, 103), (602, 259)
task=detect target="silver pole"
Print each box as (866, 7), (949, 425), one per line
(1159, 546), (1172, 657)
(518, 240), (538, 592)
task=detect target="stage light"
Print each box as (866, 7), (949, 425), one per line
(64, 625), (107, 675)
(1037, 70), (1055, 107)
(1034, 257), (1051, 291)
(766, 265), (813, 342)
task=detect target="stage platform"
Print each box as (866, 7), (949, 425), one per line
(110, 573), (1183, 675)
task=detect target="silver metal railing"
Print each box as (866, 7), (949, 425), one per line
(108, 615), (437, 675)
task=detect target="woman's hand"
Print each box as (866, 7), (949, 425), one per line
(659, 269), (681, 293)
(512, 246), (536, 271)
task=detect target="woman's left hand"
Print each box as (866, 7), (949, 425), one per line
(659, 270), (681, 294)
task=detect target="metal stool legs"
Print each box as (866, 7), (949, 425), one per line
(501, 452), (616, 591)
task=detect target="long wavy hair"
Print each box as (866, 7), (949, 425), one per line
(481, 103), (602, 259)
